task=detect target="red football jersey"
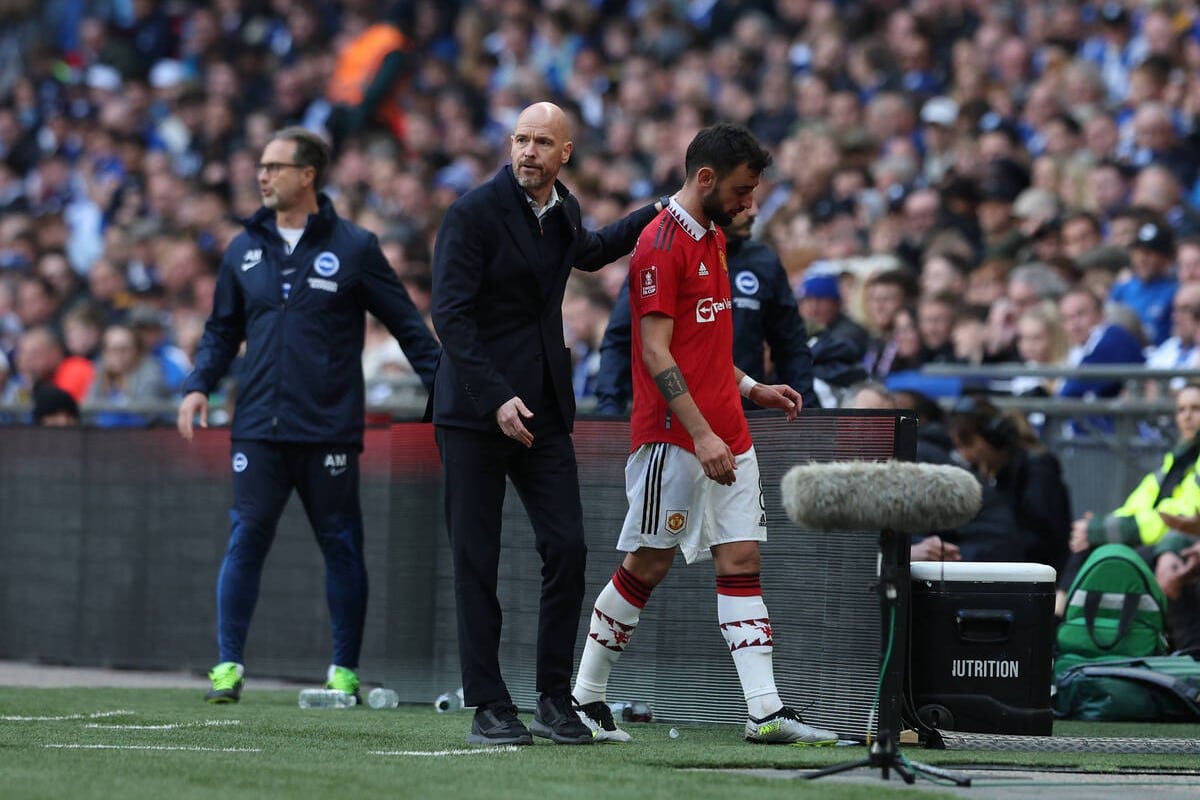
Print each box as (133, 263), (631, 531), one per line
(628, 201), (752, 455)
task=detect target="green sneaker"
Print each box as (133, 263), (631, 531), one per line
(206, 662), (244, 704)
(325, 665), (361, 705)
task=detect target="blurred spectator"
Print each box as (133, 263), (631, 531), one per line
(13, 325), (92, 404)
(985, 262), (1069, 364)
(362, 314), (416, 408)
(32, 382), (79, 426)
(895, 186), (943, 269)
(128, 304), (190, 393)
(1130, 165), (1200, 239)
(1079, 2), (1135, 105)
(1125, 104), (1197, 193)
(1147, 281), (1200, 381)
(860, 267), (916, 341)
(918, 253), (969, 299)
(87, 257), (133, 322)
(918, 97), (958, 185)
(34, 249), (85, 311)
(1142, 280), (1200, 398)
(963, 257), (1011, 309)
(796, 268), (869, 403)
(83, 322), (169, 427)
(1060, 210), (1104, 262)
(326, 2), (417, 151)
(948, 395), (1073, 572)
(916, 290), (960, 365)
(15, 275), (61, 331)
(61, 300), (104, 362)
(864, 304), (922, 379)
(1010, 302), (1070, 398)
(951, 306), (989, 366)
(1087, 159), (1132, 223)
(562, 274), (612, 402)
(1179, 237), (1200, 284)
(1058, 284), (1144, 400)
(1111, 219), (1177, 346)
(798, 269), (869, 354)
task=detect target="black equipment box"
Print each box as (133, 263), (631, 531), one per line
(908, 562), (1057, 736)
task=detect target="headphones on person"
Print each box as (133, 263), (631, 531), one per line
(951, 395), (1016, 449)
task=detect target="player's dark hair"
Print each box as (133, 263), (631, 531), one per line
(684, 123), (772, 180)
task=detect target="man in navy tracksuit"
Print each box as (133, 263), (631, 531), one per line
(177, 127), (439, 704)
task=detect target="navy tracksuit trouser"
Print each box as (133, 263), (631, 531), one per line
(216, 440), (366, 668)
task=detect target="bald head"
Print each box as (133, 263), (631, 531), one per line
(516, 102), (570, 139)
(511, 102), (573, 204)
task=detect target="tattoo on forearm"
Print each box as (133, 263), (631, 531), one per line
(654, 366), (688, 402)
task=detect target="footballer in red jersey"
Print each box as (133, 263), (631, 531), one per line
(572, 124), (836, 748)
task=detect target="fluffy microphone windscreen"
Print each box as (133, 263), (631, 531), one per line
(781, 461), (982, 534)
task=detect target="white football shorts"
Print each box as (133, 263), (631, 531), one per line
(616, 442), (767, 564)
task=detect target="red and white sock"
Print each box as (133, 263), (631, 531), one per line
(573, 565), (651, 705)
(717, 574), (783, 720)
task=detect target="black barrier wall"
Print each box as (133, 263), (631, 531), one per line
(1, 413), (912, 736)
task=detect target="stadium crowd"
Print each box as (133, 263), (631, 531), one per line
(3, 0), (1200, 427)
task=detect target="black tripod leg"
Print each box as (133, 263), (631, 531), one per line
(906, 759), (972, 787)
(803, 757), (873, 780)
(886, 756), (916, 784)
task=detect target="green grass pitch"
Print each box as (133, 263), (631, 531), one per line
(2, 687), (1199, 799)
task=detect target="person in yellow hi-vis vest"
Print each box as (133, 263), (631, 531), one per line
(1070, 384), (1200, 554)
(326, 3), (415, 147)
(1056, 384), (1200, 625)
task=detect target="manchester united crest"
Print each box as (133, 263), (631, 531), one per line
(665, 511), (687, 533)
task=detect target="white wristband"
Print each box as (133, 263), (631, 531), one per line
(738, 374), (757, 397)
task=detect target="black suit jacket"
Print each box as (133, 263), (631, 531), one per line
(431, 166), (657, 432)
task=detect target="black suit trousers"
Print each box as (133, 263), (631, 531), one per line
(434, 424), (588, 708)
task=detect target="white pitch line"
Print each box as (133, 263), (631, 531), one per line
(85, 720), (242, 730)
(2, 710), (136, 722)
(370, 746), (522, 757)
(45, 744), (260, 753)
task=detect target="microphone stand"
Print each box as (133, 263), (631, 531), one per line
(805, 528), (970, 787)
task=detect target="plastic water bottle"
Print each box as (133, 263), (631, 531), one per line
(368, 687), (400, 709)
(298, 689), (356, 709)
(434, 687), (464, 713)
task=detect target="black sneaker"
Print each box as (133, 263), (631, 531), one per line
(531, 694), (595, 744)
(466, 704), (533, 746)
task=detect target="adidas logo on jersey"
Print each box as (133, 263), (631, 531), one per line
(698, 261), (709, 276)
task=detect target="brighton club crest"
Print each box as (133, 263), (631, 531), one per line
(313, 251), (340, 278)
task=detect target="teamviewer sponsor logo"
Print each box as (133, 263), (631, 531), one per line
(695, 296), (731, 323)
